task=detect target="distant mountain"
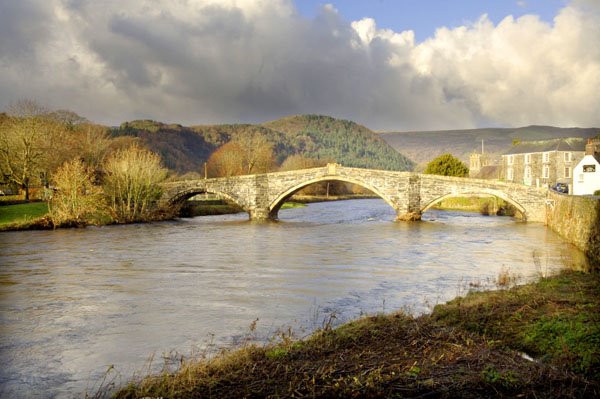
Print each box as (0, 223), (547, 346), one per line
(111, 115), (414, 174)
(377, 126), (600, 168)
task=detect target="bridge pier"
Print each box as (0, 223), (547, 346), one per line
(249, 207), (273, 221)
(396, 211), (422, 221)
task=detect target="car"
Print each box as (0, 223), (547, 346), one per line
(551, 182), (569, 193)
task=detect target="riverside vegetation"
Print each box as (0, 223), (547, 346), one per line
(1, 104), (417, 230)
(109, 269), (599, 398)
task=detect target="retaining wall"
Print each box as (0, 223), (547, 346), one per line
(546, 191), (600, 267)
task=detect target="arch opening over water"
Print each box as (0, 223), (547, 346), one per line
(421, 191), (527, 220)
(168, 189), (245, 212)
(269, 176), (397, 220)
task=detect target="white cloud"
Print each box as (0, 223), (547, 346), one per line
(0, 0), (598, 130)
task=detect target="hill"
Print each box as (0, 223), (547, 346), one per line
(262, 115), (414, 171)
(378, 126), (600, 168)
(111, 115), (414, 174)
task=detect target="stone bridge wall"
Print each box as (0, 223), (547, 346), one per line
(160, 165), (549, 222)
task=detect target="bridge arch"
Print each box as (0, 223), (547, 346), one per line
(420, 189), (527, 219)
(268, 175), (398, 219)
(166, 188), (246, 212)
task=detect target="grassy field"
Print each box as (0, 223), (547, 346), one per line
(112, 269), (599, 398)
(0, 201), (49, 226)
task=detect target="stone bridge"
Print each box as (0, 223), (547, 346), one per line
(160, 164), (549, 222)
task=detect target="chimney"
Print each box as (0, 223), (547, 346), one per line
(586, 138), (600, 156)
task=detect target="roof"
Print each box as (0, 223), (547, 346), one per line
(503, 138), (586, 155)
(474, 165), (500, 180)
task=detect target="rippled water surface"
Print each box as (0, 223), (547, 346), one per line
(0, 199), (586, 398)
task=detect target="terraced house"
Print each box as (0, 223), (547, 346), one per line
(500, 139), (586, 191)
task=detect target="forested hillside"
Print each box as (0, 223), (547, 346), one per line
(112, 115), (415, 175)
(263, 115), (414, 171)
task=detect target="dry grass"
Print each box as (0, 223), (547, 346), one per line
(111, 270), (599, 399)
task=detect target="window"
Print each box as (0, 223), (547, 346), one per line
(578, 174), (584, 183)
(583, 164), (596, 173)
(564, 152), (572, 162)
(507, 155), (514, 165)
(524, 166), (532, 179)
(543, 165), (549, 179)
(525, 153), (532, 165)
(543, 152), (550, 163)
(564, 167), (571, 178)
(507, 167), (513, 181)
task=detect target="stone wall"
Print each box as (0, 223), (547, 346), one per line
(546, 191), (600, 267)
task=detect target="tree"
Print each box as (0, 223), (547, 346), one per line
(102, 145), (168, 222)
(279, 154), (324, 171)
(0, 100), (60, 200)
(49, 159), (106, 226)
(234, 132), (275, 175)
(424, 153), (469, 177)
(207, 141), (245, 177)
(206, 133), (275, 177)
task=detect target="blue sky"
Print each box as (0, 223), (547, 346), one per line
(294, 0), (567, 42)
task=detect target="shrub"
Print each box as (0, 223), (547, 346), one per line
(102, 145), (168, 222)
(49, 159), (106, 226)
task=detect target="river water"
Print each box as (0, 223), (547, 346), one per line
(0, 199), (587, 398)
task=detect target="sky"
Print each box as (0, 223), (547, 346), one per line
(0, 0), (598, 131)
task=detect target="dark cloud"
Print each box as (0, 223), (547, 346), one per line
(0, 0), (598, 130)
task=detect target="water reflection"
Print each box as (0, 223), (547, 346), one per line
(0, 199), (587, 398)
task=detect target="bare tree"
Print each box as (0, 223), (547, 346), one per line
(102, 145), (168, 222)
(207, 141), (245, 177)
(49, 159), (106, 226)
(207, 133), (275, 177)
(0, 100), (60, 200)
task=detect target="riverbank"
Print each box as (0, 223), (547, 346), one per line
(113, 269), (599, 398)
(0, 200), (51, 231)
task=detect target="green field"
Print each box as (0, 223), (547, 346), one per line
(0, 202), (49, 225)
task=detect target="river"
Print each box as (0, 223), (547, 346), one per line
(0, 199), (587, 398)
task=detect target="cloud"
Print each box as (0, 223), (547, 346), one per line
(0, 0), (598, 130)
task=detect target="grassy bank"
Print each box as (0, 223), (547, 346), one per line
(113, 270), (599, 398)
(432, 196), (514, 215)
(180, 200), (306, 217)
(291, 194), (378, 203)
(0, 201), (50, 230)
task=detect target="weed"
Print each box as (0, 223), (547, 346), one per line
(496, 266), (520, 288)
(265, 348), (288, 360)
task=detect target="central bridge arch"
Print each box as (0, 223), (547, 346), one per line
(268, 175), (399, 219)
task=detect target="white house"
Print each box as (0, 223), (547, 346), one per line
(573, 139), (600, 196)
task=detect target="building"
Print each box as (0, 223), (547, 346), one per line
(469, 152), (490, 177)
(573, 139), (600, 195)
(469, 140), (499, 179)
(500, 138), (586, 190)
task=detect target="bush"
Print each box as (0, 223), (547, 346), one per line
(103, 145), (168, 222)
(49, 159), (106, 226)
